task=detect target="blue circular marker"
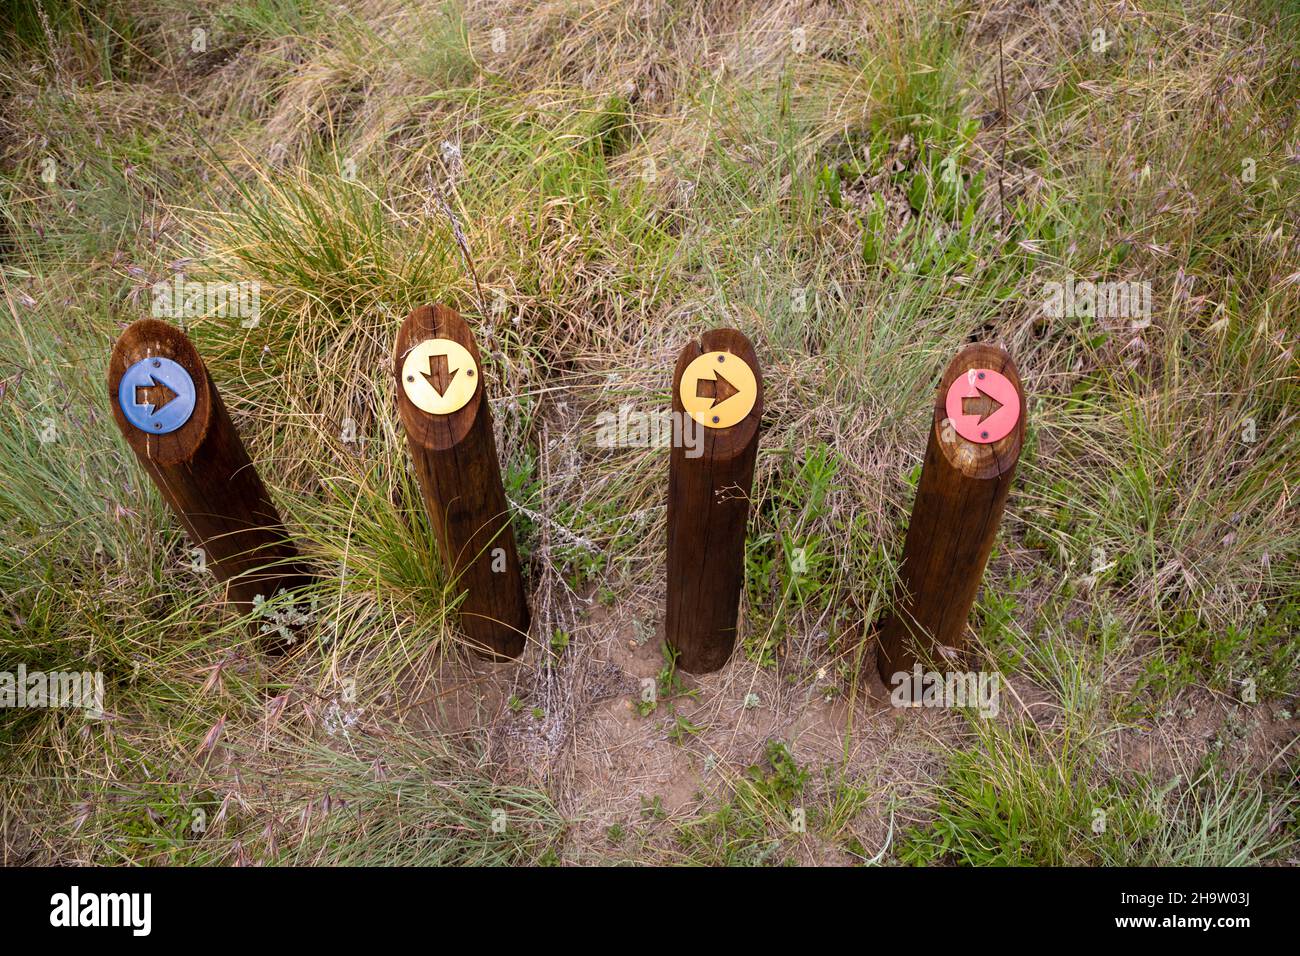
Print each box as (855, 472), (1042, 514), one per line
(118, 357), (197, 434)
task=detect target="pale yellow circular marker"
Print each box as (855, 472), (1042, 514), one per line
(680, 351), (757, 429)
(401, 338), (479, 415)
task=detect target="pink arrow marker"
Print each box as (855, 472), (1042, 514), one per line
(944, 367), (1020, 444)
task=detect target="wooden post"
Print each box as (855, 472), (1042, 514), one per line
(876, 343), (1025, 682)
(665, 329), (763, 673)
(393, 304), (528, 661)
(107, 319), (311, 653)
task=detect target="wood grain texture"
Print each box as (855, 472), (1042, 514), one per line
(665, 328), (763, 674)
(875, 343), (1025, 681)
(394, 304), (528, 661)
(107, 319), (310, 653)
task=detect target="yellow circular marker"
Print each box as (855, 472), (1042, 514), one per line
(680, 351), (758, 429)
(401, 338), (479, 415)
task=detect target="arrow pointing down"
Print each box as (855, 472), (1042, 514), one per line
(422, 352), (459, 397)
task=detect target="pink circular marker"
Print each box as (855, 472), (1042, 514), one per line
(944, 368), (1020, 444)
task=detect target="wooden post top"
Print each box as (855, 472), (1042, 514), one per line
(107, 319), (215, 467)
(670, 328), (763, 460)
(932, 343), (1024, 481)
(393, 304), (486, 451)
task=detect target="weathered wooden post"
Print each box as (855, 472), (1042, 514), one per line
(665, 329), (763, 673)
(876, 343), (1025, 682)
(107, 319), (311, 653)
(393, 304), (528, 660)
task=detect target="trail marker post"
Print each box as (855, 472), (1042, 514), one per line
(876, 343), (1025, 683)
(665, 329), (762, 673)
(107, 319), (311, 652)
(393, 304), (528, 660)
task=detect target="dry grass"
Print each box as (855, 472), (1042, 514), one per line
(0, 0), (1296, 865)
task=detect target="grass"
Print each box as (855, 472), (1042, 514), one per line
(899, 715), (1296, 867)
(0, 0), (1297, 865)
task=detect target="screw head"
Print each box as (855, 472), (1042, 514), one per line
(467, 369), (474, 377)
(406, 375), (414, 382)
(712, 415), (720, 424)
(152, 359), (161, 368)
(717, 354), (725, 362)
(981, 430), (989, 439)
(977, 371), (985, 380)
